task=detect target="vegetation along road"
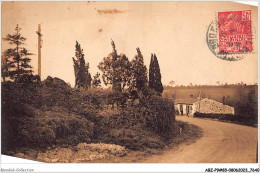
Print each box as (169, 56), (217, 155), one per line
(143, 116), (258, 163)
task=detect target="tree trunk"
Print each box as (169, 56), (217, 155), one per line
(16, 45), (20, 81)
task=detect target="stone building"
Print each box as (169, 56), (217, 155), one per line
(175, 98), (197, 116)
(175, 98), (235, 117)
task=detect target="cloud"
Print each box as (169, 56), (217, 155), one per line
(96, 9), (126, 15)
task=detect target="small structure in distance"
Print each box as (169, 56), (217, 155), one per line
(175, 97), (235, 117)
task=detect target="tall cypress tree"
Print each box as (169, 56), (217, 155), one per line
(149, 54), (155, 89)
(72, 41), (91, 89)
(131, 47), (148, 91)
(110, 40), (122, 91)
(153, 54), (163, 94)
(149, 53), (163, 94)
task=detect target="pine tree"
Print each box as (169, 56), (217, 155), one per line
(131, 47), (148, 91)
(92, 72), (101, 88)
(72, 41), (91, 89)
(3, 25), (33, 81)
(1, 49), (16, 82)
(149, 53), (163, 94)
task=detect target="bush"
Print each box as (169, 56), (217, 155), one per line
(2, 109), (94, 151)
(94, 124), (165, 150)
(93, 90), (177, 150)
(194, 112), (257, 126)
(17, 74), (40, 84)
(139, 93), (176, 140)
(2, 77), (178, 153)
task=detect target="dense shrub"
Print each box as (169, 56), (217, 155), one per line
(194, 112), (233, 119)
(93, 89), (177, 150)
(107, 127), (165, 150)
(17, 74), (40, 84)
(2, 77), (177, 153)
(2, 108), (94, 151)
(1, 78), (94, 152)
(140, 95), (176, 139)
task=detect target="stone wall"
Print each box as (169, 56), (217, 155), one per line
(194, 98), (234, 115)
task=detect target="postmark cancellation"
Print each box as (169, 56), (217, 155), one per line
(207, 10), (253, 61)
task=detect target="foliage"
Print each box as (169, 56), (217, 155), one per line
(194, 112), (257, 126)
(149, 54), (163, 94)
(3, 25), (33, 81)
(152, 54), (164, 94)
(139, 90), (176, 139)
(92, 72), (102, 88)
(16, 74), (40, 84)
(98, 40), (132, 92)
(130, 48), (148, 92)
(1, 49), (16, 82)
(93, 88), (176, 150)
(149, 54), (155, 90)
(1, 78), (94, 151)
(2, 108), (94, 149)
(2, 74), (177, 153)
(72, 41), (92, 89)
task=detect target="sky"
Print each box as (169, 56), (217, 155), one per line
(2, 1), (258, 86)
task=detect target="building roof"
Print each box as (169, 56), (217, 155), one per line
(174, 98), (199, 104)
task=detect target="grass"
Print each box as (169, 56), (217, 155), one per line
(87, 120), (203, 163)
(8, 120), (203, 163)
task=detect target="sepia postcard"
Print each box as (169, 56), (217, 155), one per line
(1, 1), (259, 172)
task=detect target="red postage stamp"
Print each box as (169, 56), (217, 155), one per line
(218, 10), (252, 53)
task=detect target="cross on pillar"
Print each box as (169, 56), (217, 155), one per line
(36, 24), (43, 80)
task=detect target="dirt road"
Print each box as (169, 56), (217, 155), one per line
(142, 116), (258, 163)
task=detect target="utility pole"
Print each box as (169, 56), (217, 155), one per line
(36, 24), (43, 80)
